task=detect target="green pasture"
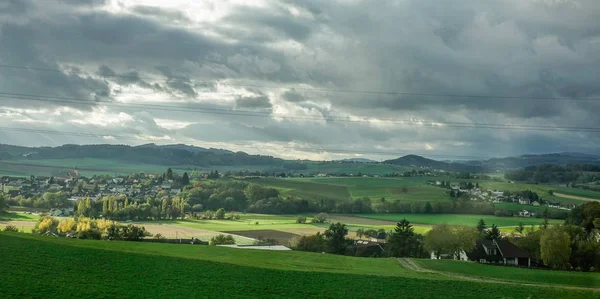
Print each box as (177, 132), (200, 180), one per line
(416, 259), (600, 288)
(355, 213), (562, 227)
(1, 233), (596, 298)
(258, 177), (449, 202)
(0, 212), (39, 221)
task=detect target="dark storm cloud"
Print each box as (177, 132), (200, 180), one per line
(1, 0), (600, 158)
(281, 89), (305, 102)
(235, 95), (272, 110)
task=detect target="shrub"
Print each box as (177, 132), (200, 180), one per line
(2, 225), (19, 232)
(33, 216), (59, 234)
(215, 208), (225, 220)
(296, 216), (307, 224)
(210, 234), (235, 245)
(312, 213), (328, 224)
(77, 229), (102, 240)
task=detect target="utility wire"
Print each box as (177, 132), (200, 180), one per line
(1, 63), (599, 101)
(2, 92), (600, 133)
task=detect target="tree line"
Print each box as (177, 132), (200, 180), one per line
(505, 164), (600, 184)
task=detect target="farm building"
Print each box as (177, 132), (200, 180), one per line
(466, 240), (531, 267)
(353, 240), (385, 257)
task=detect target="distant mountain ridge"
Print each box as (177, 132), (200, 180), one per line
(337, 158), (377, 163)
(0, 143), (281, 167)
(383, 155), (482, 173)
(466, 152), (600, 170)
(0, 143), (598, 172)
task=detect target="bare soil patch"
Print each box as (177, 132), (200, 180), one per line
(554, 193), (599, 202)
(328, 215), (397, 226)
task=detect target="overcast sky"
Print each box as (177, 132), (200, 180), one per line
(1, 0), (599, 161)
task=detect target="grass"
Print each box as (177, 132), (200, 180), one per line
(254, 178), (351, 201)
(1, 233), (597, 298)
(257, 177), (448, 202)
(493, 202), (565, 214)
(355, 213), (563, 227)
(416, 259), (600, 288)
(0, 212), (39, 221)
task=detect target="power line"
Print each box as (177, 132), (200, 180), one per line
(1, 63), (599, 101)
(0, 126), (497, 160)
(2, 92), (600, 133)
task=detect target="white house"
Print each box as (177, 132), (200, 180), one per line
(518, 210), (536, 218)
(430, 250), (468, 261)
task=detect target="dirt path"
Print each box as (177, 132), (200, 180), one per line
(0, 221), (36, 227)
(554, 192), (600, 202)
(398, 258), (599, 291)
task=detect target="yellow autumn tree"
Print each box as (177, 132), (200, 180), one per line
(57, 218), (77, 233)
(35, 216), (59, 234)
(75, 217), (95, 232)
(96, 219), (116, 235)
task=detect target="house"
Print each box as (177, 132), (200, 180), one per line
(518, 198), (530, 205)
(518, 210), (535, 218)
(50, 207), (74, 217)
(370, 232), (387, 243)
(531, 201), (540, 206)
(466, 239), (531, 267)
(430, 250), (468, 261)
(548, 201), (561, 208)
(354, 240), (385, 257)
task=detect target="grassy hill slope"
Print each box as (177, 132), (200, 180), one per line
(0, 233), (597, 298)
(416, 259), (600, 288)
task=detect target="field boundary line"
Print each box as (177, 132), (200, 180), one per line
(399, 259), (600, 291)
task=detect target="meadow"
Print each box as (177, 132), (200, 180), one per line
(416, 259), (600, 288)
(355, 213), (562, 227)
(258, 177), (449, 202)
(1, 233), (596, 298)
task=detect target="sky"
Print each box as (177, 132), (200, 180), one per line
(0, 0), (599, 161)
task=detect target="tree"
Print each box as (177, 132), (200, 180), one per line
(290, 232), (326, 252)
(324, 222), (349, 254)
(424, 202), (433, 213)
(485, 224), (501, 241)
(57, 218), (77, 233)
(312, 213), (328, 224)
(0, 194), (7, 213)
(476, 219), (486, 235)
(93, 183), (100, 193)
(182, 172), (190, 186)
(166, 168), (174, 180)
(296, 216), (307, 224)
(425, 224), (477, 259)
(215, 208), (226, 220)
(540, 226), (572, 269)
(210, 234), (235, 245)
(515, 222), (525, 234)
(386, 219), (419, 257)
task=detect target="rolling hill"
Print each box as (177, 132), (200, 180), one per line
(384, 155), (482, 173)
(1, 233), (596, 299)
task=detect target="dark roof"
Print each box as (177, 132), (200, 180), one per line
(480, 240), (495, 249)
(496, 240), (530, 258)
(466, 243), (503, 261)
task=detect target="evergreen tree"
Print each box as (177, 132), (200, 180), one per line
(476, 218), (487, 234)
(386, 219), (419, 257)
(485, 224), (501, 240)
(182, 172), (190, 185)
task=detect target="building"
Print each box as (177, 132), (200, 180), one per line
(466, 239), (531, 267)
(518, 210), (535, 218)
(518, 198), (531, 205)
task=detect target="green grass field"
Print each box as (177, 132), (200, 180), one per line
(416, 259), (600, 288)
(0, 212), (39, 221)
(1, 233), (596, 298)
(355, 213), (562, 227)
(258, 177), (448, 202)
